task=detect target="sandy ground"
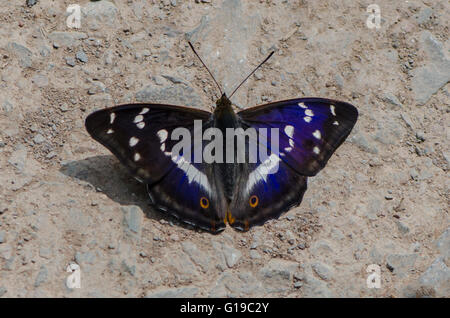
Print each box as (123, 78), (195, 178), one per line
(0, 0), (449, 298)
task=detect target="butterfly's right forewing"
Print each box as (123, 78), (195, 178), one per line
(85, 104), (227, 233)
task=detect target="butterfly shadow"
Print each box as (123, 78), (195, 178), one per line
(59, 155), (196, 230)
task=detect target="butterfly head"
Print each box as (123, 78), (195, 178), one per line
(214, 93), (234, 117)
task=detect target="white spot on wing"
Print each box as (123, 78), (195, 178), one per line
(298, 102), (307, 109)
(304, 116), (312, 123)
(107, 128), (114, 134)
(171, 155), (211, 194)
(305, 109), (314, 117)
(137, 122), (145, 129)
(110, 113), (116, 124)
(134, 153), (141, 161)
(330, 104), (336, 116)
(284, 147), (293, 152)
(139, 108), (149, 114)
(289, 139), (295, 147)
(246, 154), (281, 193)
(313, 146), (320, 154)
(157, 129), (168, 143)
(333, 120), (339, 125)
(160, 143), (165, 151)
(129, 137), (139, 147)
(284, 125), (294, 138)
(313, 130), (321, 139)
(134, 115), (144, 123)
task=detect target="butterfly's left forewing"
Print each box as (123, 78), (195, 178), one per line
(228, 98), (358, 230)
(85, 104), (227, 233)
(238, 98), (358, 177)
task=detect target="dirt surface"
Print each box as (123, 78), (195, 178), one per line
(0, 0), (449, 298)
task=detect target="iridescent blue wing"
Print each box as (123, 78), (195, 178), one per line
(228, 98), (358, 230)
(85, 104), (227, 233)
(237, 98), (358, 176)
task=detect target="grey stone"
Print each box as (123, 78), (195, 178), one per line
(82, 1), (119, 30)
(40, 46), (51, 57)
(209, 271), (261, 297)
(39, 247), (52, 259)
(302, 274), (334, 297)
(223, 244), (242, 268)
(2, 100), (13, 112)
(349, 133), (378, 154)
(8, 148), (27, 171)
(395, 220), (410, 234)
(311, 262), (333, 281)
(33, 134), (45, 145)
(418, 257), (449, 296)
(8, 42), (32, 68)
(48, 31), (87, 48)
(76, 50), (88, 63)
(259, 259), (298, 293)
(383, 93), (402, 108)
(136, 84), (203, 107)
(104, 50), (114, 65)
(386, 253), (417, 277)
(75, 251), (96, 265)
(84, 38), (102, 47)
(310, 240), (334, 256)
(414, 7), (433, 24)
(31, 74), (48, 88)
(181, 242), (210, 272)
(0, 287), (6, 297)
(435, 227), (450, 257)
(65, 208), (90, 233)
(121, 259), (136, 276)
(65, 56), (76, 67)
(121, 205), (143, 235)
(162, 74), (189, 85)
(365, 198), (382, 220)
(249, 250), (261, 259)
(34, 265), (48, 287)
(27, 0), (38, 7)
(401, 113), (414, 129)
(443, 152), (450, 168)
(146, 286), (199, 298)
(88, 81), (106, 95)
(411, 32), (450, 105)
(415, 130), (426, 142)
(0, 231), (5, 244)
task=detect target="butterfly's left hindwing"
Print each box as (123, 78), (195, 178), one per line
(85, 104), (227, 233)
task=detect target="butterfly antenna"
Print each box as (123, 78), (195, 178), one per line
(229, 50), (275, 99)
(188, 41), (223, 96)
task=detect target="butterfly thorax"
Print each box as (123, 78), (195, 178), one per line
(212, 94), (241, 204)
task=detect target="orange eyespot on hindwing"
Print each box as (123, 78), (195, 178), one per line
(200, 197), (209, 209)
(249, 195), (259, 208)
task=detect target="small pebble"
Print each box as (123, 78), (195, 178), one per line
(76, 50), (88, 63)
(65, 56), (76, 67)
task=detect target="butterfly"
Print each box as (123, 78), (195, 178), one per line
(85, 43), (358, 234)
